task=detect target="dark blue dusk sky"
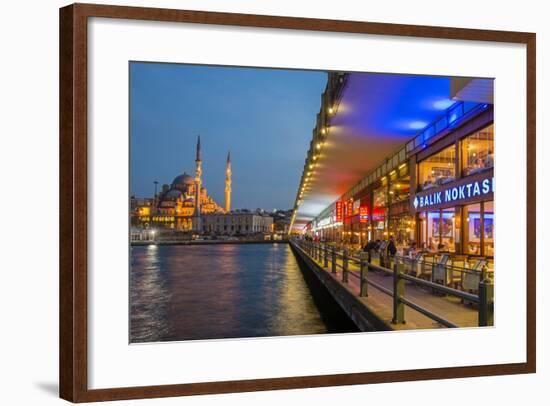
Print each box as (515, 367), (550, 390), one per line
(130, 62), (327, 210)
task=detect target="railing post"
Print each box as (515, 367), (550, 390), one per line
(323, 244), (328, 267)
(392, 262), (405, 324)
(478, 266), (494, 327)
(360, 255), (368, 297)
(317, 243), (321, 261)
(331, 247), (337, 274)
(342, 249), (349, 283)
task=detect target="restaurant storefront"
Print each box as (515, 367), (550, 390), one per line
(309, 103), (494, 260)
(345, 157), (414, 250)
(412, 124), (494, 257)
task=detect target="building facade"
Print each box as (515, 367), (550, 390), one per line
(201, 212), (273, 235)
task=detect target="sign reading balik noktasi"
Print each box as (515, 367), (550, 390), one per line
(413, 174), (494, 210)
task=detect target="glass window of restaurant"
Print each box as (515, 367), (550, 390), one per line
(418, 144), (456, 190)
(483, 201), (494, 258)
(463, 201), (494, 258)
(417, 207), (459, 253)
(389, 215), (415, 248)
(415, 122), (494, 258)
(388, 164), (414, 248)
(372, 182), (387, 241)
(462, 124), (494, 176)
(440, 207), (458, 253)
(464, 203), (482, 255)
(389, 165), (410, 203)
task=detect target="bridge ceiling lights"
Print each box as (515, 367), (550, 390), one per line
(292, 72), (462, 232)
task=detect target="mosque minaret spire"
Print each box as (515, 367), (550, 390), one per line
(225, 150), (232, 213)
(193, 135), (202, 230)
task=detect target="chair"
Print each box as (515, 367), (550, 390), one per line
(433, 254), (450, 285)
(419, 254), (435, 280)
(462, 270), (480, 292)
(462, 258), (487, 295)
(450, 255), (468, 289)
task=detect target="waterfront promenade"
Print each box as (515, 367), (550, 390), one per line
(291, 240), (484, 331)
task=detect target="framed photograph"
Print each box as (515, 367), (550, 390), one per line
(431, 217), (453, 238)
(474, 218), (494, 239)
(59, 3), (536, 402)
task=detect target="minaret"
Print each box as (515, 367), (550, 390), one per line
(193, 135), (202, 231)
(225, 151), (232, 213)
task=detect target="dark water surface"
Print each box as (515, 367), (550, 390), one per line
(130, 243), (358, 343)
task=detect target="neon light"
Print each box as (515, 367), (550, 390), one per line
(335, 201), (343, 222)
(409, 120), (428, 130)
(413, 176), (494, 209)
(433, 99), (454, 110)
(359, 206), (368, 223)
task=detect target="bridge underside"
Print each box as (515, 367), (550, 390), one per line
(292, 73), (489, 231)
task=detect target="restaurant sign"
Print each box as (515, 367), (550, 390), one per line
(359, 207), (368, 223)
(335, 201), (343, 222)
(413, 175), (494, 210)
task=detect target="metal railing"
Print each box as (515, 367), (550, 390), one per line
(293, 239), (494, 328)
(378, 253), (493, 293)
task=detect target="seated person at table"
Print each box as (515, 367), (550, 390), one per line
(423, 174), (436, 189)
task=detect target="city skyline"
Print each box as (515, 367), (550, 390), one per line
(130, 62), (327, 210)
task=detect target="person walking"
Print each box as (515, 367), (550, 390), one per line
(362, 239), (376, 263)
(387, 235), (397, 257)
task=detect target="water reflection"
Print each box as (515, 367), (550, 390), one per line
(130, 245), (173, 342)
(130, 244), (358, 343)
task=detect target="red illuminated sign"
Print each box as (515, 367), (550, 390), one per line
(359, 206), (369, 223)
(335, 201), (343, 222)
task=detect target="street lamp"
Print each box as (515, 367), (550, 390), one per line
(153, 180), (159, 214)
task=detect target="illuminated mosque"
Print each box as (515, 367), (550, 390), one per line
(143, 136), (232, 231)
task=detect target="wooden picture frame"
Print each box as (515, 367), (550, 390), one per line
(59, 3), (536, 402)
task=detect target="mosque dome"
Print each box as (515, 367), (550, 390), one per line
(164, 189), (183, 200)
(172, 172), (195, 186)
